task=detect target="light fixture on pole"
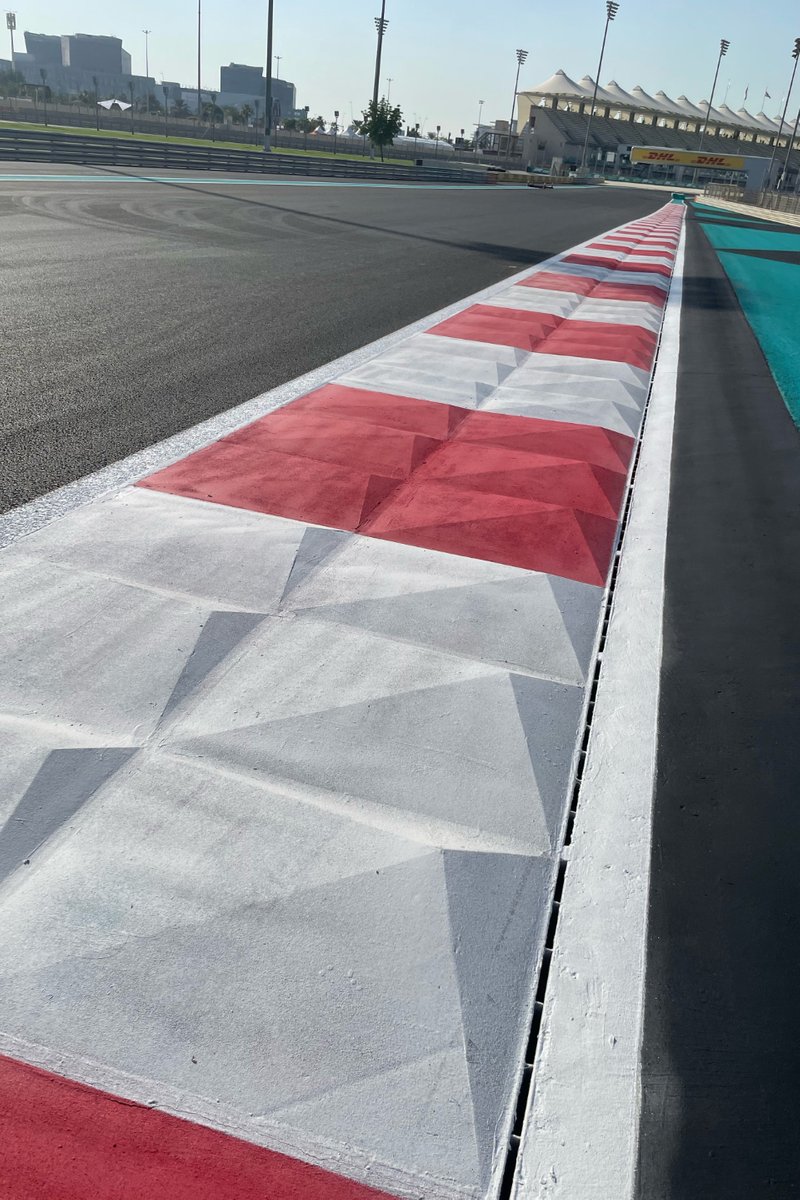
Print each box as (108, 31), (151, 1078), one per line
(275, 54), (281, 78)
(580, 0), (619, 173)
(333, 108), (339, 154)
(263, 0), (274, 151)
(767, 38), (800, 189)
(475, 98), (484, 155)
(434, 123), (441, 158)
(386, 77), (393, 102)
(6, 11), (16, 69)
(372, 0), (388, 112)
(163, 83), (169, 138)
(507, 49), (528, 158)
(698, 38), (729, 154)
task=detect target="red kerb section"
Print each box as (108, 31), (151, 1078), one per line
(518, 271), (667, 307)
(562, 253), (673, 278)
(140, 383), (635, 587)
(0, 1054), (396, 1200)
(429, 305), (657, 370)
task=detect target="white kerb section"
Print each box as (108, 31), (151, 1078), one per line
(512, 224), (686, 1199)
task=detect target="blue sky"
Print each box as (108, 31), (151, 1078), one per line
(7, 0), (800, 132)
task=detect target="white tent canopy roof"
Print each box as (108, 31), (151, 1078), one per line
(752, 111), (782, 132)
(735, 106), (767, 130)
(603, 80), (640, 107)
(577, 75), (618, 105)
(520, 71), (790, 136)
(653, 90), (685, 116)
(630, 85), (673, 113)
(716, 102), (745, 125)
(697, 99), (732, 125)
(525, 69), (593, 99)
(672, 95), (707, 119)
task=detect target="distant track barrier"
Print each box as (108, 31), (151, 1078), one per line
(705, 182), (800, 216)
(0, 127), (492, 184)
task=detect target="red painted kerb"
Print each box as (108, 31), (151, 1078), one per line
(0, 1054), (398, 1200)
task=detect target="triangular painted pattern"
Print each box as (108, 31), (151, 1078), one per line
(0, 204), (683, 1200)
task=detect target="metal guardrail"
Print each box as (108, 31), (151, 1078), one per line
(0, 128), (492, 184)
(0, 106), (526, 170)
(705, 182), (800, 216)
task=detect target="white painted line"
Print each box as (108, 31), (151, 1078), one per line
(0, 208), (661, 550)
(512, 221), (686, 1200)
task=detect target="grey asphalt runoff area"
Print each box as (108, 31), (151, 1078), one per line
(637, 209), (800, 1198)
(1, 165), (662, 510)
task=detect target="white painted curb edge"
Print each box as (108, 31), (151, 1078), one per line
(512, 222), (686, 1200)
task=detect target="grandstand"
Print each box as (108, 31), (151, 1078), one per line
(516, 69), (799, 185)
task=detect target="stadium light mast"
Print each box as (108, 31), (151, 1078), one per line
(508, 49), (528, 158)
(767, 38), (800, 189)
(197, 0), (202, 126)
(475, 97), (485, 156)
(698, 37), (729, 154)
(580, 1), (619, 173)
(263, 0), (274, 151)
(6, 12), (16, 70)
(372, 0), (389, 112)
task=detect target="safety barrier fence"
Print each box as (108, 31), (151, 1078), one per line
(0, 104), (526, 169)
(705, 181), (800, 216)
(0, 127), (493, 183)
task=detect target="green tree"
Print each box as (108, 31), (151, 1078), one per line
(240, 103), (253, 123)
(283, 116), (297, 130)
(201, 100), (224, 122)
(172, 94), (190, 118)
(360, 97), (403, 160)
(0, 69), (27, 98)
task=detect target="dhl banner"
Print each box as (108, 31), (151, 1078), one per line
(631, 146), (746, 170)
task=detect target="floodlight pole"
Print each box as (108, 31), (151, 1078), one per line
(508, 49), (528, 158)
(264, 0), (274, 151)
(780, 104), (800, 190)
(767, 38), (800, 189)
(698, 37), (729, 154)
(197, 0), (201, 124)
(372, 0), (388, 111)
(6, 11), (16, 70)
(580, 1), (619, 173)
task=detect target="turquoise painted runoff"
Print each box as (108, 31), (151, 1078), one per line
(695, 203), (800, 429)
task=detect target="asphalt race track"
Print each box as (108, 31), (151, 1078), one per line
(0, 166), (662, 510)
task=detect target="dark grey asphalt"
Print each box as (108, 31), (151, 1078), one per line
(0, 167), (662, 510)
(636, 209), (800, 1196)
